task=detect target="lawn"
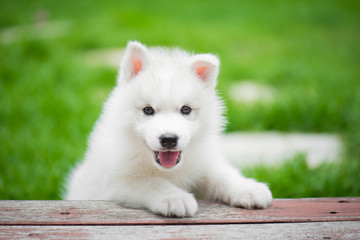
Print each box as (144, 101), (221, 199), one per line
(0, 0), (359, 199)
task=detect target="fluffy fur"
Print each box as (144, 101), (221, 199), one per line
(65, 41), (272, 217)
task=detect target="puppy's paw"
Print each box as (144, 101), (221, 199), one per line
(149, 192), (198, 217)
(226, 180), (272, 209)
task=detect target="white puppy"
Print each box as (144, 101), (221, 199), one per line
(65, 41), (272, 217)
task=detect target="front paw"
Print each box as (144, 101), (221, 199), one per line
(226, 180), (272, 209)
(149, 192), (198, 217)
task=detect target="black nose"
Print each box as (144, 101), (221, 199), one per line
(159, 134), (178, 149)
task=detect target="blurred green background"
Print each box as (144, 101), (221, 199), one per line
(1, 0), (359, 199)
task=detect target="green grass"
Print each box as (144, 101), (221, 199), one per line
(0, 0), (359, 199)
(242, 155), (360, 198)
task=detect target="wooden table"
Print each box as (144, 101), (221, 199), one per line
(1, 198), (359, 239)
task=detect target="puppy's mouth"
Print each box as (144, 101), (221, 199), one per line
(154, 151), (181, 168)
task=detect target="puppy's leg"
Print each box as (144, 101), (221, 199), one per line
(116, 177), (198, 217)
(201, 162), (272, 209)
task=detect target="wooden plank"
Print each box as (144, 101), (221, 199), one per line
(0, 198), (359, 225)
(1, 222), (359, 239)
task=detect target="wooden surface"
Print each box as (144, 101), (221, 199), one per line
(1, 198), (359, 239)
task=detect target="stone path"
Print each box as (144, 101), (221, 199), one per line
(224, 132), (342, 168)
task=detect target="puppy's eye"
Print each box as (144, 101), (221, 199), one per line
(143, 106), (155, 116)
(180, 106), (192, 115)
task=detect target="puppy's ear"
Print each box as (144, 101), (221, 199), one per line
(190, 54), (220, 88)
(118, 41), (149, 83)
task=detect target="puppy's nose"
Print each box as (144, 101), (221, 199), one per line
(159, 134), (178, 149)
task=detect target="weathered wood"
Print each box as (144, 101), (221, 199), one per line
(1, 198), (359, 239)
(1, 222), (359, 240)
(0, 198), (359, 225)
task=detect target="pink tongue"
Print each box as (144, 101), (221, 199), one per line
(159, 151), (179, 168)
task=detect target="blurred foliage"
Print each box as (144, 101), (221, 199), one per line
(0, 0), (359, 199)
(242, 155), (360, 198)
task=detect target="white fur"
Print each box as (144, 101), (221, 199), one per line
(65, 41), (272, 217)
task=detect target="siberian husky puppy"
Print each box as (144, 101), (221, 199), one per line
(65, 41), (272, 217)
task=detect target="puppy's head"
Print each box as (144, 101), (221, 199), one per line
(118, 41), (221, 170)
